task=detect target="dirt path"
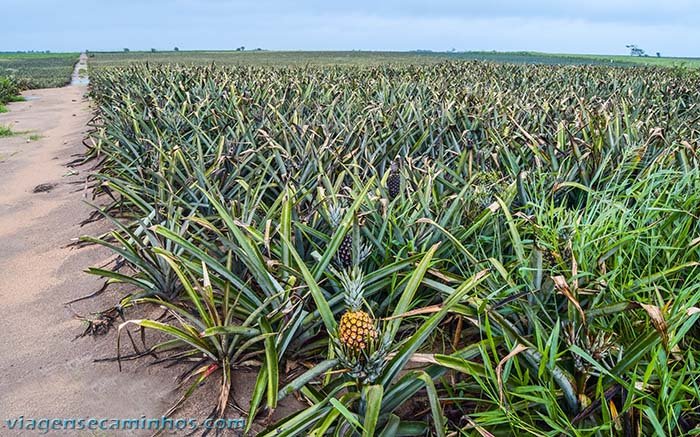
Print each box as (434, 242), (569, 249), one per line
(0, 55), (183, 435)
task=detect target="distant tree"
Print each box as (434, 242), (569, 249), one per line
(626, 44), (646, 57)
(174, 47), (179, 52)
(656, 52), (661, 57)
(123, 48), (130, 52)
(151, 48), (157, 53)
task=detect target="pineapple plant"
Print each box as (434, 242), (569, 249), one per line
(337, 268), (377, 352)
(334, 268), (388, 384)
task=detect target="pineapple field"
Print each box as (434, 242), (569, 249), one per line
(0, 52), (80, 112)
(0, 52), (80, 88)
(79, 60), (700, 435)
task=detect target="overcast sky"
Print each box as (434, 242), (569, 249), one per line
(2, 0), (699, 56)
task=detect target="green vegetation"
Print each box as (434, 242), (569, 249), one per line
(0, 52), (79, 89)
(88, 50), (700, 69)
(0, 76), (21, 106)
(0, 125), (15, 137)
(82, 60), (700, 435)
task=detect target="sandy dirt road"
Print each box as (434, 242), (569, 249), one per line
(0, 55), (184, 435)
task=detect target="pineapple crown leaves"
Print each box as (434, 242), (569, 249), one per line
(339, 267), (365, 311)
(328, 203), (345, 228)
(357, 243), (372, 265)
(389, 158), (401, 174)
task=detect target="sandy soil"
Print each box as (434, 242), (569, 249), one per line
(0, 55), (189, 435)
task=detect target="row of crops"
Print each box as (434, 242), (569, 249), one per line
(0, 53), (79, 112)
(0, 53), (79, 89)
(83, 61), (700, 435)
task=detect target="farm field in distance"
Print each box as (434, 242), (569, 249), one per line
(75, 56), (700, 435)
(87, 49), (700, 68)
(447, 50), (700, 67)
(0, 52), (79, 116)
(0, 52), (79, 88)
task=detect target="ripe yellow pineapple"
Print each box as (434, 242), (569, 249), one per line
(337, 268), (377, 352)
(339, 310), (377, 351)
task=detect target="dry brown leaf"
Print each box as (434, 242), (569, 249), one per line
(462, 417), (495, 437)
(453, 316), (463, 351)
(407, 353), (439, 364)
(639, 303), (668, 347)
(670, 344), (684, 362)
(553, 275), (586, 324)
(264, 219), (272, 255)
(428, 268), (461, 283)
(385, 352), (438, 364)
(569, 241), (578, 289)
(496, 343), (529, 405)
(609, 399), (621, 432)
(463, 316), (481, 328)
(513, 211), (536, 223)
(597, 258), (607, 275)
(381, 304), (443, 321)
